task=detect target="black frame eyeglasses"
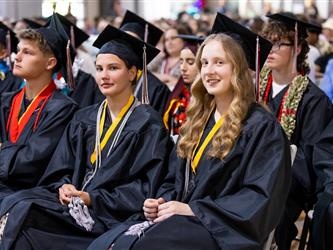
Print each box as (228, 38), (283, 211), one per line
(271, 41), (293, 50)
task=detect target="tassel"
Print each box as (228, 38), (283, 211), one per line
(292, 22), (298, 74)
(66, 40), (75, 89)
(70, 25), (76, 49)
(6, 31), (11, 70)
(142, 45), (149, 104)
(141, 24), (149, 104)
(255, 36), (260, 102)
(124, 221), (154, 237)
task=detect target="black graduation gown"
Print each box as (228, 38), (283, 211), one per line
(69, 69), (104, 109)
(0, 90), (77, 200)
(0, 103), (173, 250)
(0, 71), (22, 96)
(311, 118), (333, 250)
(267, 81), (333, 194)
(88, 104), (292, 250)
(267, 80), (333, 249)
(135, 71), (170, 115)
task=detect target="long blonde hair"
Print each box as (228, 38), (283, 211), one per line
(177, 33), (255, 160)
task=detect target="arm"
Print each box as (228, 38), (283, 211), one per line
(0, 102), (77, 188)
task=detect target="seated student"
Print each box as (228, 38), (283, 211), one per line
(88, 13), (291, 250)
(0, 14), (77, 201)
(163, 34), (203, 140)
(0, 21), (22, 95)
(312, 118), (333, 250)
(50, 13), (104, 108)
(0, 24), (172, 250)
(258, 13), (333, 249)
(120, 10), (170, 115)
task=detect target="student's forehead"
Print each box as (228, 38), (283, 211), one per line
(17, 39), (39, 49)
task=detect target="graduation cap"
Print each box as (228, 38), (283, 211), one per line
(176, 34), (205, 55)
(46, 13), (89, 49)
(36, 13), (75, 88)
(0, 21), (18, 52)
(211, 13), (272, 98)
(267, 12), (318, 39)
(22, 18), (43, 29)
(93, 25), (160, 104)
(120, 10), (163, 46)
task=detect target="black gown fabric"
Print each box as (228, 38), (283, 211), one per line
(69, 69), (104, 109)
(0, 103), (173, 250)
(135, 71), (170, 115)
(312, 118), (333, 250)
(0, 71), (22, 96)
(88, 104), (292, 250)
(0, 90), (77, 201)
(266, 81), (333, 249)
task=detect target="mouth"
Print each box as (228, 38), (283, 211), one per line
(100, 82), (115, 88)
(14, 64), (21, 69)
(206, 79), (220, 86)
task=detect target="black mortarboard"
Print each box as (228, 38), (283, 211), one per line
(211, 13), (272, 71)
(177, 34), (205, 55)
(267, 12), (317, 39)
(120, 10), (163, 46)
(93, 24), (160, 70)
(46, 13), (89, 48)
(36, 13), (75, 88)
(93, 24), (160, 104)
(22, 18), (43, 29)
(0, 21), (18, 53)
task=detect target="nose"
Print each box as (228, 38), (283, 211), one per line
(203, 62), (215, 75)
(15, 51), (22, 62)
(180, 62), (187, 73)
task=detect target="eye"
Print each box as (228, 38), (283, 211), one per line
(110, 66), (119, 70)
(201, 60), (208, 67)
(217, 60), (224, 65)
(95, 66), (102, 72)
(188, 59), (195, 65)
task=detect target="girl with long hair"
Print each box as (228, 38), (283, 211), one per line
(88, 13), (291, 250)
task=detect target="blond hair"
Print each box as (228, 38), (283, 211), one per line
(177, 33), (255, 160)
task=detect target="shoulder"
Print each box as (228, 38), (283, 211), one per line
(71, 103), (100, 125)
(46, 91), (78, 111)
(302, 80), (332, 108)
(242, 103), (283, 136)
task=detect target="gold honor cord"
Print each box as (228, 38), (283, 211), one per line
(191, 114), (225, 173)
(90, 95), (135, 164)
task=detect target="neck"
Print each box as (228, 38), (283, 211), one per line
(106, 88), (132, 119)
(214, 94), (233, 120)
(25, 74), (53, 100)
(271, 67), (298, 85)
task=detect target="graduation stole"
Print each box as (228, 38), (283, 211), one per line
(90, 95), (135, 164)
(191, 112), (225, 173)
(259, 66), (309, 139)
(6, 81), (56, 143)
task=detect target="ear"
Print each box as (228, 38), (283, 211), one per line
(46, 57), (57, 71)
(128, 66), (137, 82)
(296, 46), (302, 56)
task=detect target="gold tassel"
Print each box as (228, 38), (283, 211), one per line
(70, 25), (76, 49)
(66, 40), (75, 89)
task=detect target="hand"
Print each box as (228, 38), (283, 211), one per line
(143, 198), (165, 221)
(154, 201), (194, 223)
(70, 190), (92, 206)
(59, 184), (77, 205)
